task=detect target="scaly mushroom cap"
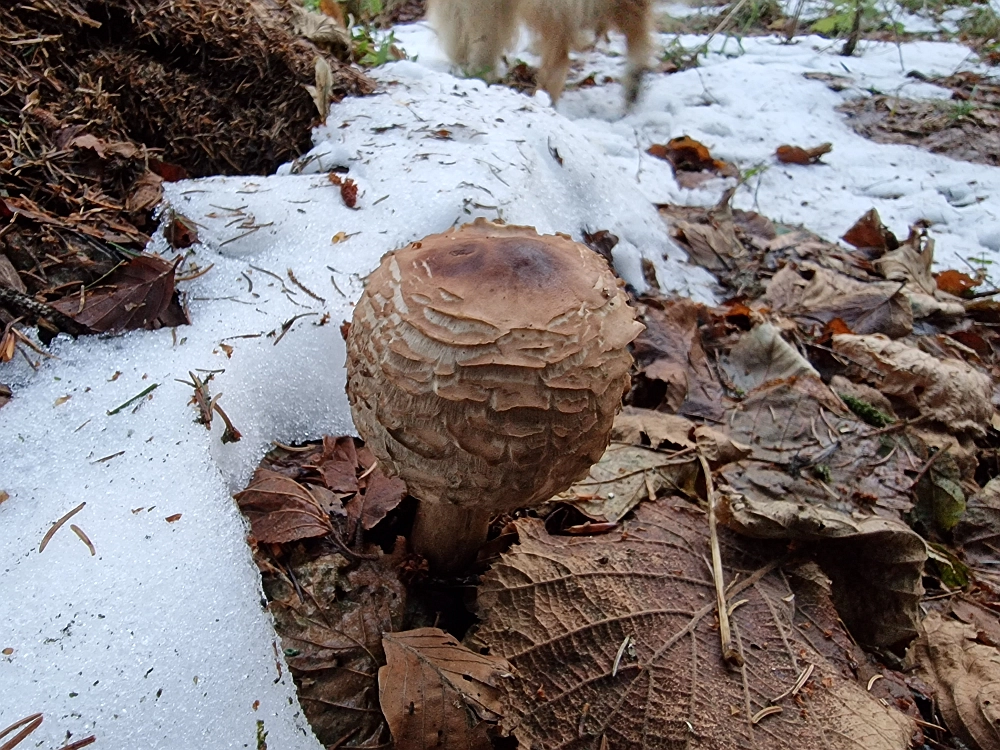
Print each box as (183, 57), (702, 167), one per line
(345, 218), (644, 512)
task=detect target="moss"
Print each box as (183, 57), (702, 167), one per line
(839, 393), (894, 428)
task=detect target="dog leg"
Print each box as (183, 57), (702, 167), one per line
(428, 0), (520, 80)
(618, 2), (653, 108)
(536, 33), (572, 104)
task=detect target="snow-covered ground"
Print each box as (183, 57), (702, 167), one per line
(2, 15), (999, 750)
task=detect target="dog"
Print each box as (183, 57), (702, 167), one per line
(427, 0), (653, 107)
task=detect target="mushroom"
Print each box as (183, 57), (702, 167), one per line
(345, 218), (644, 573)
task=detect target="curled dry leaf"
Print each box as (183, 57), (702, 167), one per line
(473, 502), (916, 750)
(936, 269), (981, 297)
(873, 230), (965, 319)
(49, 254), (185, 333)
(775, 142), (832, 164)
(913, 611), (1000, 750)
(720, 323), (818, 392)
(378, 628), (510, 750)
(764, 264), (912, 338)
(234, 468), (334, 543)
(717, 493), (925, 650)
(954, 476), (1000, 574)
(832, 334), (993, 435)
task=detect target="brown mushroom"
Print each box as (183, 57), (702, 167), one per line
(345, 218), (644, 573)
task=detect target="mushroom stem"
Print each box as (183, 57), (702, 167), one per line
(410, 502), (493, 575)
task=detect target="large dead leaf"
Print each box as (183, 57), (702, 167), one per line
(256, 539), (406, 747)
(833, 334), (993, 435)
(473, 501), (917, 749)
(763, 264), (912, 337)
(717, 493), (925, 650)
(378, 628), (509, 750)
(719, 376), (917, 517)
(913, 611), (1000, 750)
(720, 323), (818, 392)
(234, 468), (335, 543)
(872, 230), (965, 320)
(49, 253), (185, 332)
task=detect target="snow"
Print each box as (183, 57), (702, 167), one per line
(3, 14), (1000, 750)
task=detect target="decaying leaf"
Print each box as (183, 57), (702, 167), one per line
(631, 297), (725, 420)
(913, 611), (1000, 750)
(258, 539), (406, 747)
(721, 323), (818, 392)
(764, 264), (912, 337)
(474, 502), (917, 749)
(234, 468), (334, 543)
(719, 376), (917, 516)
(356, 471), (407, 532)
(833, 334), (993, 434)
(717, 493), (925, 650)
(49, 253), (186, 332)
(775, 142), (832, 164)
(378, 628), (509, 750)
(954, 476), (1000, 576)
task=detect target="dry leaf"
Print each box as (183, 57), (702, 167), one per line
(631, 297), (725, 420)
(832, 334), (993, 434)
(936, 269), (981, 297)
(954, 476), (1000, 573)
(0, 253), (26, 293)
(50, 254), (182, 333)
(764, 264), (912, 337)
(164, 211), (199, 250)
(378, 628), (509, 750)
(474, 502), (917, 749)
(234, 468), (334, 543)
(648, 136), (738, 176)
(721, 323), (818, 392)
(562, 409), (702, 522)
(719, 375), (918, 517)
(257, 539), (406, 746)
(913, 611), (1000, 750)
(842, 208), (898, 254)
(874, 228), (937, 297)
(127, 170), (164, 213)
(717, 493), (925, 650)
(775, 142), (832, 164)
(358, 470), (407, 531)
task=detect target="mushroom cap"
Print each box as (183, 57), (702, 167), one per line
(345, 218), (644, 512)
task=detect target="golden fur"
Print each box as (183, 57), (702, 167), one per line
(427, 0), (653, 106)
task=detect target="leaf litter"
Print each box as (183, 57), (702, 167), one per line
(226, 196), (1000, 747)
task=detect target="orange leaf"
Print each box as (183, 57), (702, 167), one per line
(842, 209), (897, 253)
(776, 142), (832, 165)
(935, 269), (980, 297)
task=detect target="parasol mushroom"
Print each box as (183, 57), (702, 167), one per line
(345, 218), (644, 573)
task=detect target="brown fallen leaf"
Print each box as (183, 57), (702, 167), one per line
(764, 263), (913, 338)
(234, 468), (334, 543)
(913, 611), (1000, 750)
(474, 501), (917, 749)
(833, 333), (993, 435)
(648, 135), (738, 177)
(954, 476), (1000, 578)
(357, 470), (407, 532)
(163, 211), (199, 249)
(50, 254), (184, 333)
(936, 269), (981, 297)
(717, 493), (925, 651)
(630, 296), (725, 420)
(775, 142), (833, 164)
(378, 628), (509, 750)
(720, 322), (818, 392)
(165, 513), (182, 523)
(842, 208), (898, 255)
(126, 170), (164, 214)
